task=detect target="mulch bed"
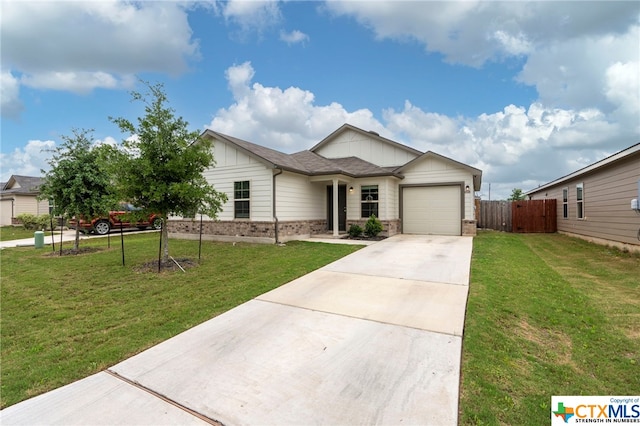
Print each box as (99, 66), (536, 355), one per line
(341, 235), (387, 241)
(44, 247), (103, 256)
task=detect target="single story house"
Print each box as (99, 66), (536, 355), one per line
(170, 124), (482, 243)
(526, 142), (640, 253)
(0, 175), (50, 226)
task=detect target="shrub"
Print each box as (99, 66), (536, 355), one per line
(36, 214), (51, 231)
(16, 213), (51, 231)
(16, 213), (37, 230)
(364, 214), (383, 237)
(348, 224), (363, 238)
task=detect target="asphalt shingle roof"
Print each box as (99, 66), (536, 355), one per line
(209, 130), (402, 178)
(205, 130), (399, 177)
(1, 175), (45, 194)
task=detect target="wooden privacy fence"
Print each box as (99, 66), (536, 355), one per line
(477, 199), (557, 233)
(477, 200), (512, 232)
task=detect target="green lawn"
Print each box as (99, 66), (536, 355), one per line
(0, 233), (363, 408)
(0, 226), (54, 242)
(460, 231), (640, 425)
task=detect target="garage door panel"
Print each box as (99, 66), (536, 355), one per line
(403, 186), (461, 235)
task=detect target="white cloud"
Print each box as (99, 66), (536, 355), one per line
(210, 62), (384, 151)
(491, 30), (531, 56)
(216, 0), (282, 35)
(20, 72), (136, 95)
(0, 71), (23, 120)
(1, 1), (199, 113)
(383, 101), (459, 148)
(0, 140), (56, 181)
(280, 30), (310, 45)
(517, 25), (639, 112)
(604, 60), (640, 121)
(323, 1), (639, 67)
(323, 1), (640, 120)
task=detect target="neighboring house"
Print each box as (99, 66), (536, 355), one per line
(0, 175), (50, 226)
(170, 124), (482, 243)
(527, 143), (640, 253)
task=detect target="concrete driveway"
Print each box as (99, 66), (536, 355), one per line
(1, 234), (473, 425)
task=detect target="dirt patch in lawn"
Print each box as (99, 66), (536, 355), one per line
(44, 247), (104, 257)
(134, 258), (198, 273)
(515, 318), (576, 368)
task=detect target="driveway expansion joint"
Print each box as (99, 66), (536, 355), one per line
(104, 369), (223, 425)
(254, 298), (464, 337)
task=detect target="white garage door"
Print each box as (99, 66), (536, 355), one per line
(403, 186), (461, 235)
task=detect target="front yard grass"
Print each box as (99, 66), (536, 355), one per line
(0, 226), (53, 242)
(0, 233), (363, 408)
(461, 231), (639, 425)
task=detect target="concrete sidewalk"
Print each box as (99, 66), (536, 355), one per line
(1, 234), (473, 425)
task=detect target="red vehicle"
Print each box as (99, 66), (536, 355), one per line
(69, 203), (163, 235)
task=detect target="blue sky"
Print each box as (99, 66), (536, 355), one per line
(1, 1), (639, 200)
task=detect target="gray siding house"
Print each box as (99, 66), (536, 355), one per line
(169, 124), (482, 243)
(527, 143), (640, 252)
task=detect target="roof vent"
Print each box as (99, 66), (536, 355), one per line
(368, 130), (379, 136)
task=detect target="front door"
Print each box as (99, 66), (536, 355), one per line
(327, 185), (347, 231)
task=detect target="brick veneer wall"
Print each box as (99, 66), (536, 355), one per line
(462, 219), (477, 236)
(168, 219), (329, 242)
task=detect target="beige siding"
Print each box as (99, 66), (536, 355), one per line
(275, 172), (324, 221)
(202, 140), (273, 221)
(314, 130), (418, 167)
(344, 177), (399, 221)
(37, 198), (50, 215)
(401, 157), (475, 220)
(17, 195), (49, 216)
(529, 154), (640, 246)
(0, 198), (13, 225)
(384, 178), (400, 219)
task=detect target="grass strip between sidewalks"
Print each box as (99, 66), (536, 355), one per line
(460, 231), (639, 425)
(0, 233), (363, 408)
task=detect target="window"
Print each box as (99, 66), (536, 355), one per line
(361, 185), (379, 218)
(562, 188), (568, 219)
(576, 183), (584, 219)
(234, 181), (250, 219)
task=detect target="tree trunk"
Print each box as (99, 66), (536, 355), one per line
(74, 215), (80, 252)
(161, 217), (169, 263)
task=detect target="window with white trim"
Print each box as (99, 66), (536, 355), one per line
(576, 183), (584, 219)
(234, 181), (250, 219)
(562, 188), (568, 219)
(361, 185), (379, 218)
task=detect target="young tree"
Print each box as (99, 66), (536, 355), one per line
(39, 129), (118, 251)
(110, 81), (227, 263)
(508, 188), (526, 201)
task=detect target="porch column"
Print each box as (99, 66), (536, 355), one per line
(332, 178), (339, 237)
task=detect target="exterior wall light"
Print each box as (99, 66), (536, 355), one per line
(349, 186), (354, 194)
(465, 185), (471, 193)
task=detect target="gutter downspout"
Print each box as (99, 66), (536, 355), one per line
(273, 168), (283, 244)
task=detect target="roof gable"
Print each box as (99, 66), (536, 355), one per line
(396, 151), (483, 191)
(1, 175), (44, 194)
(311, 124), (422, 166)
(204, 130), (309, 173)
